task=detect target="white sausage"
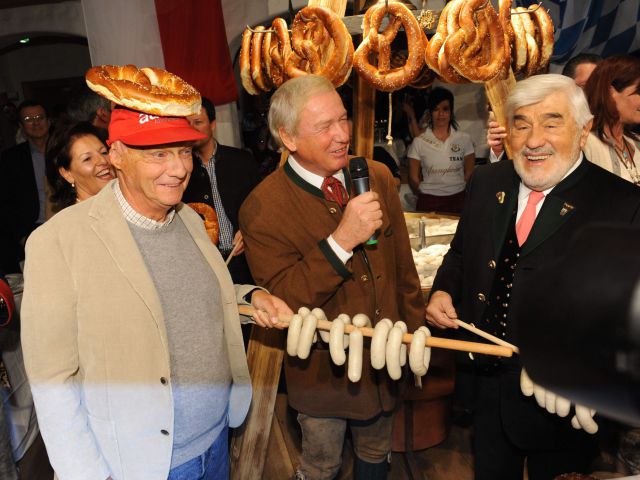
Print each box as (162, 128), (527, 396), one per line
(533, 384), (547, 408)
(337, 313), (351, 349)
(298, 306), (311, 317)
(386, 326), (404, 380)
(329, 319), (346, 366)
(352, 313), (371, 328)
(371, 320), (392, 370)
(287, 314), (303, 357)
(572, 405), (598, 434)
(297, 313), (318, 360)
(312, 308), (330, 343)
(544, 390), (557, 414)
(409, 329), (428, 376)
(348, 330), (364, 382)
(555, 395), (571, 418)
(395, 321), (408, 367)
(520, 369), (534, 397)
(419, 326), (432, 374)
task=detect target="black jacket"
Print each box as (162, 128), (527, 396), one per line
(0, 142), (39, 273)
(432, 158), (640, 448)
(182, 143), (260, 283)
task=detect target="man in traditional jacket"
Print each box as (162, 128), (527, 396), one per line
(240, 75), (431, 480)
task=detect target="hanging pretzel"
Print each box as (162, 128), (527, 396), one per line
(353, 1), (428, 92)
(285, 5), (353, 87)
(250, 26), (273, 92)
(444, 0), (509, 82)
(424, 0), (469, 84)
(240, 27), (260, 95)
(266, 18), (293, 88)
(529, 4), (554, 73)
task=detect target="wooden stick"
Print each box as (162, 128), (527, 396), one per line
(454, 319), (520, 354)
(225, 242), (242, 265)
(238, 305), (513, 357)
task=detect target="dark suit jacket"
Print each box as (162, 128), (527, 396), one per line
(0, 142), (39, 273)
(432, 158), (640, 449)
(182, 143), (260, 283)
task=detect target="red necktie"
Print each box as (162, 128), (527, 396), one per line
(321, 176), (348, 209)
(515, 190), (545, 246)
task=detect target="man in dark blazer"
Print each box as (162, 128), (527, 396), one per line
(183, 96), (260, 284)
(426, 74), (640, 480)
(0, 101), (50, 273)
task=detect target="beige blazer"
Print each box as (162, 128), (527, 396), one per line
(21, 182), (253, 480)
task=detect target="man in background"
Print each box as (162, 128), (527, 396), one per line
(183, 96), (260, 283)
(0, 100), (50, 273)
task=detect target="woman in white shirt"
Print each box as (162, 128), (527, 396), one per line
(407, 87), (475, 213)
(583, 55), (640, 186)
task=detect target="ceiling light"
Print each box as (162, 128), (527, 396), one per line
(19, 38), (30, 44)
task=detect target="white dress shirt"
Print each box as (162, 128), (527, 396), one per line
(288, 155), (353, 263)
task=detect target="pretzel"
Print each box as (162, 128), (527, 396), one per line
(353, 1), (427, 92)
(240, 28), (260, 95)
(516, 7), (540, 77)
(444, 0), (509, 82)
(529, 4), (554, 73)
(188, 202), (220, 245)
(425, 0), (469, 84)
(250, 26), (273, 92)
(86, 65), (201, 116)
(391, 50), (435, 89)
(285, 6), (353, 87)
(265, 18), (292, 88)
(510, 8), (528, 74)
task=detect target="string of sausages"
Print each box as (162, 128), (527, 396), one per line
(240, 1), (554, 95)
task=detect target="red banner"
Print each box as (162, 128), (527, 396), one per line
(154, 0), (238, 106)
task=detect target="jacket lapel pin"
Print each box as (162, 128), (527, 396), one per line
(560, 202), (575, 216)
(496, 191), (505, 204)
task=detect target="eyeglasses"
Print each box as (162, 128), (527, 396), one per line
(22, 114), (46, 124)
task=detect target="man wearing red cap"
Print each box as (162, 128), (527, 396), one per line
(20, 106), (292, 480)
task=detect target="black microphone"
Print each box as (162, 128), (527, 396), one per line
(349, 157), (378, 245)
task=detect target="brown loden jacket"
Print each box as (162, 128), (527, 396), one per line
(240, 158), (426, 420)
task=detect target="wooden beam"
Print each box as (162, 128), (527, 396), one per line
(229, 328), (286, 480)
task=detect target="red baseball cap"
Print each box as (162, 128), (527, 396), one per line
(107, 107), (206, 146)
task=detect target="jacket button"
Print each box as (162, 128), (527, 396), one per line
(160, 377), (167, 385)
(360, 274), (369, 282)
(161, 429), (169, 436)
(488, 260), (497, 269)
(329, 207), (337, 214)
(375, 308), (381, 317)
(477, 293), (486, 302)
(204, 194), (210, 200)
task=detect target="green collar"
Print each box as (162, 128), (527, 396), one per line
(283, 160), (352, 198)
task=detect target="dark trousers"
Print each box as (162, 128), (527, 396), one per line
(473, 370), (596, 480)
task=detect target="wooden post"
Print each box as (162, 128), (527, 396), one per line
(352, 0), (375, 160)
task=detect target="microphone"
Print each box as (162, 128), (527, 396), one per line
(349, 157), (378, 245)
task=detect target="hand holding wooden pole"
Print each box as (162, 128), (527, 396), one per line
(238, 305), (513, 357)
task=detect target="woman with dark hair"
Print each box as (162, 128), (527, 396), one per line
(46, 121), (115, 212)
(407, 87), (475, 213)
(583, 55), (640, 185)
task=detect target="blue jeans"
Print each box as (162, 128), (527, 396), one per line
(168, 426), (229, 480)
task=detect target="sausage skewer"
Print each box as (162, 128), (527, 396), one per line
(238, 305), (513, 357)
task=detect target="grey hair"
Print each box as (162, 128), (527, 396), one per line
(505, 74), (594, 129)
(269, 75), (336, 148)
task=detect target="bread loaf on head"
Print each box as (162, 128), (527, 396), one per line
(86, 64), (201, 117)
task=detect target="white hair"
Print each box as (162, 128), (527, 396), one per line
(505, 74), (594, 128)
(268, 75), (336, 148)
